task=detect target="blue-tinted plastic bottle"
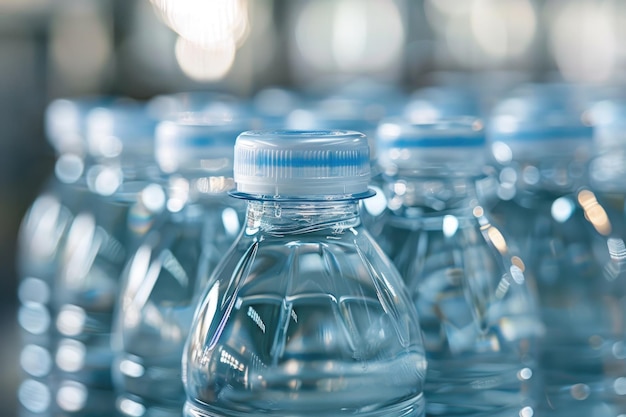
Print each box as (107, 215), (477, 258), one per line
(17, 97), (110, 417)
(375, 117), (543, 416)
(488, 89), (626, 416)
(183, 130), (427, 417)
(112, 117), (246, 417)
(50, 101), (161, 416)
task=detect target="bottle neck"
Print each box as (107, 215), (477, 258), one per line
(244, 199), (362, 235)
(499, 157), (589, 202)
(385, 173), (480, 216)
(166, 172), (235, 214)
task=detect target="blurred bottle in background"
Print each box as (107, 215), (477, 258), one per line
(374, 116), (543, 416)
(488, 85), (626, 416)
(183, 129), (427, 417)
(50, 101), (161, 416)
(112, 115), (246, 417)
(17, 97), (112, 417)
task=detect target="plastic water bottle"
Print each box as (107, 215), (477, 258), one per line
(17, 97), (113, 417)
(112, 117), (246, 417)
(488, 90), (626, 416)
(182, 130), (427, 417)
(50, 101), (161, 416)
(375, 117), (543, 416)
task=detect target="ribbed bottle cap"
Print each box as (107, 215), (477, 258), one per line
(45, 97), (113, 155)
(488, 92), (593, 162)
(86, 101), (158, 159)
(233, 130), (372, 199)
(155, 116), (245, 174)
(377, 117), (485, 172)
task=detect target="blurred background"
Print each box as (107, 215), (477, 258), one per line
(2, 0), (626, 414)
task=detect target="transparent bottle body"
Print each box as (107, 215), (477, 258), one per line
(49, 178), (160, 416)
(17, 174), (92, 417)
(377, 174), (542, 417)
(183, 200), (427, 417)
(491, 157), (626, 416)
(113, 188), (244, 417)
(21, 152), (160, 416)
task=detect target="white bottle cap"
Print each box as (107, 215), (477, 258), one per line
(233, 130), (372, 199)
(155, 117), (245, 174)
(86, 101), (157, 159)
(487, 91), (593, 162)
(377, 117), (486, 174)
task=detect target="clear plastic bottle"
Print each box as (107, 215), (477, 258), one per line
(183, 130), (427, 417)
(488, 90), (626, 416)
(17, 97), (111, 417)
(375, 117), (543, 416)
(51, 101), (161, 416)
(112, 117), (246, 417)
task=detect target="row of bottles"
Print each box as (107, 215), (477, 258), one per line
(16, 82), (626, 416)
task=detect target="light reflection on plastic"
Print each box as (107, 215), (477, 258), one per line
(56, 154), (84, 184)
(118, 397), (146, 417)
(578, 189), (612, 236)
(25, 196), (63, 258)
(608, 238), (626, 261)
(222, 207), (241, 237)
(21, 344), (52, 378)
(141, 183), (166, 213)
(487, 226), (508, 254)
(551, 197), (574, 223)
(19, 380), (50, 413)
(363, 185), (387, 217)
(167, 177), (190, 213)
(19, 302), (50, 335)
(56, 339), (86, 373)
(520, 405), (534, 417)
(119, 359), (146, 378)
(57, 381), (87, 412)
(57, 304), (86, 337)
(442, 215), (459, 238)
(192, 281), (220, 359)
